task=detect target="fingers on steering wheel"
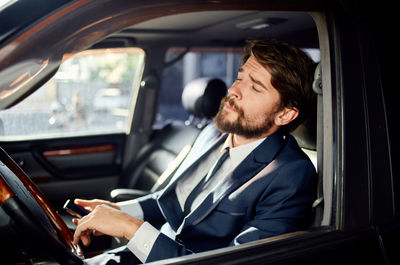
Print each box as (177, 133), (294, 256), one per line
(82, 230), (91, 246)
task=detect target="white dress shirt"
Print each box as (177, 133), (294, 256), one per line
(118, 134), (266, 263)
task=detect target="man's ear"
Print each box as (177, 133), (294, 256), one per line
(274, 107), (299, 126)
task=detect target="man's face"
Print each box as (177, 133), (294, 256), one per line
(214, 55), (283, 139)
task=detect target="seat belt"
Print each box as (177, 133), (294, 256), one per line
(150, 144), (192, 192)
(150, 120), (219, 192)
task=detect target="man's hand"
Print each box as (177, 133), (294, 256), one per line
(74, 198), (120, 212)
(73, 204), (144, 246)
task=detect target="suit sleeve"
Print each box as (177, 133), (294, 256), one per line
(133, 190), (166, 226)
(145, 233), (196, 262)
(230, 159), (317, 245)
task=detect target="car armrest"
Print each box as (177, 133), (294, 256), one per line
(110, 188), (150, 201)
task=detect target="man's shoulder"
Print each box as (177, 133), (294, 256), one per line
(276, 134), (316, 171)
(254, 133), (314, 166)
(286, 134), (313, 157)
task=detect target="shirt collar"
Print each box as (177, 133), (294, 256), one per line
(221, 134), (266, 166)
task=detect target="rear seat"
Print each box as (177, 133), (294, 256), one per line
(110, 77), (227, 201)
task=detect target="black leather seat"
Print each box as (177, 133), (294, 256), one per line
(111, 77), (227, 201)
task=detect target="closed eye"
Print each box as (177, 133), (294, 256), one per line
(252, 86), (262, 92)
(249, 74), (267, 91)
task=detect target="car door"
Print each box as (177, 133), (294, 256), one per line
(0, 47), (146, 210)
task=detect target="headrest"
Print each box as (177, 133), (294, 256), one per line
(181, 77), (227, 119)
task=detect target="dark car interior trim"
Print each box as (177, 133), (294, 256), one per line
(42, 144), (116, 157)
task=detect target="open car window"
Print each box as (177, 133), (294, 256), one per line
(156, 46), (320, 126)
(156, 47), (243, 126)
(0, 47), (145, 140)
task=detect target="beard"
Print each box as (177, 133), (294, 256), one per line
(213, 96), (278, 139)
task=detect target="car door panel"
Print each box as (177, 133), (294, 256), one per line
(0, 133), (126, 210)
(38, 176), (118, 210)
(171, 229), (386, 265)
(34, 143), (119, 178)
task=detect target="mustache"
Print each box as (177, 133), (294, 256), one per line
(221, 96), (241, 113)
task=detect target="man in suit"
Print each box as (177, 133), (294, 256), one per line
(73, 39), (317, 264)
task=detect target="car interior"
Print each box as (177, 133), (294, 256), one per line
(0, 3), (335, 264)
(95, 8), (324, 225)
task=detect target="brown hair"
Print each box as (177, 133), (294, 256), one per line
(243, 39), (316, 133)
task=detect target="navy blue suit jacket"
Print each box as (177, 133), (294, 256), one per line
(136, 124), (317, 262)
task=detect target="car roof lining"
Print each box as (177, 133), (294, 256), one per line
(110, 10), (318, 48)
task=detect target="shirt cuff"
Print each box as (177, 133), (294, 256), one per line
(117, 199), (144, 220)
(126, 221), (160, 263)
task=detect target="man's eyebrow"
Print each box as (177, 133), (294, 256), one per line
(249, 74), (267, 90)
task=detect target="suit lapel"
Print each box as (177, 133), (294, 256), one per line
(157, 134), (228, 230)
(180, 132), (286, 230)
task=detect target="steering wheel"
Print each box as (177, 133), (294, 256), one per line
(0, 147), (83, 264)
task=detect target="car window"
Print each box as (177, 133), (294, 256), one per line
(0, 47), (145, 140)
(155, 47), (243, 126)
(155, 47), (320, 127)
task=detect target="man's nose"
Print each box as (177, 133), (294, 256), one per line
(228, 82), (242, 99)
